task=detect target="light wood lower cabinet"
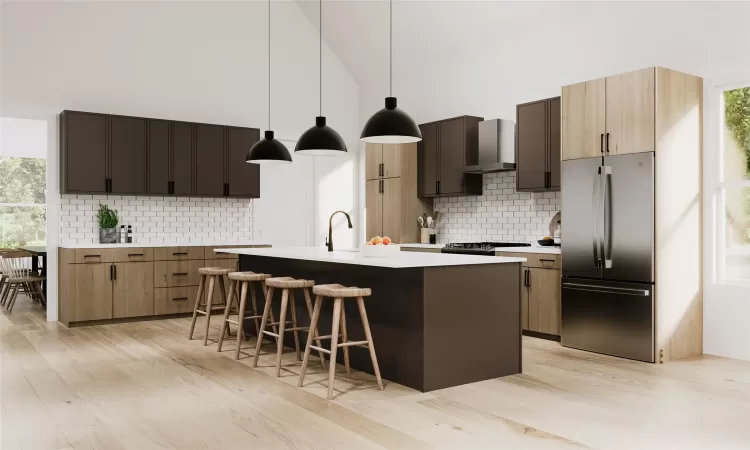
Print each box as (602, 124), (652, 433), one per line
(154, 286), (198, 315)
(70, 262), (113, 323)
(527, 268), (561, 336)
(113, 262), (154, 319)
(154, 259), (204, 288)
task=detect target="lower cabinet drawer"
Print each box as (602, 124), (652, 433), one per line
(154, 259), (204, 288)
(154, 286), (198, 315)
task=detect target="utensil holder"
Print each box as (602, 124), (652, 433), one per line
(420, 228), (430, 244)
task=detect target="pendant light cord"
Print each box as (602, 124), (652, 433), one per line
(268, 0), (271, 131)
(320, 0), (322, 116)
(389, 0), (392, 97)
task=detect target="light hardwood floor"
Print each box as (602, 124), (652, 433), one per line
(3, 299), (750, 450)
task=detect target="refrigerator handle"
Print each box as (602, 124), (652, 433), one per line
(592, 166), (601, 268)
(602, 165), (612, 269)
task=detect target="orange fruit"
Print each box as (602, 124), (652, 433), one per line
(371, 236), (383, 245)
(382, 236), (392, 245)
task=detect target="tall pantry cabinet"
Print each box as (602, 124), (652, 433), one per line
(365, 144), (433, 243)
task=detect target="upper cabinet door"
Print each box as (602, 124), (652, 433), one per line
(110, 116), (146, 195)
(62, 111), (107, 194)
(365, 144), (383, 180)
(382, 144), (403, 179)
(227, 126), (261, 198)
(147, 119), (170, 195)
(438, 117), (466, 195)
(418, 123), (438, 197)
(548, 97), (562, 190)
(195, 124), (225, 197)
(605, 68), (655, 155)
(171, 122), (193, 196)
(516, 100), (548, 191)
(562, 78), (606, 160)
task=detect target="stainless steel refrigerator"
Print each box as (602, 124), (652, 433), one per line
(561, 152), (655, 363)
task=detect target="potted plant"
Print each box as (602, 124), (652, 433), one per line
(97, 204), (119, 244)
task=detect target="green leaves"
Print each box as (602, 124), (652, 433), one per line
(724, 87), (750, 177)
(97, 204), (119, 229)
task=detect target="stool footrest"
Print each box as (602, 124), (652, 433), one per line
(337, 341), (369, 348)
(268, 320), (293, 327)
(316, 334), (345, 340)
(261, 330), (280, 338)
(309, 345), (331, 354)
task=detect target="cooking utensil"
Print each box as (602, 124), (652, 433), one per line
(427, 216), (433, 228)
(422, 213), (428, 225)
(417, 216), (424, 228)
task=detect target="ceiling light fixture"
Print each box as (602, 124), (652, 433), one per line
(360, 0), (421, 144)
(295, 0), (347, 155)
(247, 0), (293, 164)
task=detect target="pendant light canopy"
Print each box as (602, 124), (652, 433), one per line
(248, 0), (292, 164)
(295, 0), (347, 155)
(360, 0), (421, 144)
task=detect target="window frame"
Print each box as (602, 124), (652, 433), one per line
(0, 156), (48, 247)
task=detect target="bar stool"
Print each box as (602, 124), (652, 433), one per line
(299, 284), (383, 400)
(217, 271), (273, 360)
(253, 277), (327, 377)
(188, 267), (232, 345)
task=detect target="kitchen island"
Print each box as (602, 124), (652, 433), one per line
(217, 246), (525, 392)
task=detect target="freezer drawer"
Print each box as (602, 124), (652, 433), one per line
(561, 278), (654, 362)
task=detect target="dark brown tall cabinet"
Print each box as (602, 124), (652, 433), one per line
(418, 116), (483, 198)
(515, 97), (561, 192)
(61, 110), (261, 199)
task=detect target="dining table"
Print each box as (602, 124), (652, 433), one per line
(17, 245), (47, 295)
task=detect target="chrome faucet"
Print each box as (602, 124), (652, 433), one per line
(328, 210), (353, 252)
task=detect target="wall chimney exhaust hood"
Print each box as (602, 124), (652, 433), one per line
(464, 119), (516, 173)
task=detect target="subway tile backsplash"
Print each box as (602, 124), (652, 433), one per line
(433, 172), (560, 244)
(59, 195), (253, 246)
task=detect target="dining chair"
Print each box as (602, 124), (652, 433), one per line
(0, 251), (46, 313)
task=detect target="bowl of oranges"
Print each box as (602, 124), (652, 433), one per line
(361, 236), (400, 257)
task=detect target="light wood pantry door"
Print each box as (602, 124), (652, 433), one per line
(72, 262), (113, 322)
(561, 78), (606, 160)
(528, 268), (561, 335)
(381, 177), (403, 244)
(606, 67), (655, 155)
(365, 179), (383, 240)
(365, 144), (383, 180)
(113, 262), (154, 319)
(381, 144), (403, 178)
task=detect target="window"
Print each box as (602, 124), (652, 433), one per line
(0, 157), (46, 247)
(718, 86), (750, 283)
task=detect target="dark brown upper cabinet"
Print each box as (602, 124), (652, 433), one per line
(60, 110), (260, 199)
(61, 111), (108, 194)
(418, 115), (483, 198)
(226, 126), (260, 198)
(110, 116), (146, 195)
(195, 124), (226, 197)
(515, 97), (561, 192)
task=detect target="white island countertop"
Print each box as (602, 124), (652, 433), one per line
(59, 242), (270, 249)
(400, 243), (561, 255)
(217, 246), (526, 268)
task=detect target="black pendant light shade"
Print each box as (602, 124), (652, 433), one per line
(247, 130), (292, 164)
(360, 97), (421, 144)
(295, 116), (347, 155)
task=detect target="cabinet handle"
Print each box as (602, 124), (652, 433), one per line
(606, 133), (610, 153)
(113, 264), (117, 280)
(127, 253), (144, 257)
(110, 265), (114, 280)
(600, 134), (604, 154)
(525, 269), (531, 287)
(172, 297), (188, 301)
(540, 258), (556, 263)
(83, 254), (101, 259)
(168, 181), (174, 195)
(437, 181), (441, 195)
(172, 252), (188, 256)
(172, 272), (188, 276)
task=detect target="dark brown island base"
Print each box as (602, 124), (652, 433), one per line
(219, 247), (525, 392)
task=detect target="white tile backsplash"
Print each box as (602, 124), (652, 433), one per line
(59, 195), (253, 246)
(433, 172), (560, 243)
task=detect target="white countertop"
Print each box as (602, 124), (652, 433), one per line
(399, 243), (561, 255)
(58, 242), (269, 249)
(217, 246), (526, 268)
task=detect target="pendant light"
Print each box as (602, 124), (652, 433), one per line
(295, 0), (347, 155)
(247, 0), (292, 164)
(360, 0), (421, 144)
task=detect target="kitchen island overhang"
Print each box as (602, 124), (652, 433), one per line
(217, 247), (525, 392)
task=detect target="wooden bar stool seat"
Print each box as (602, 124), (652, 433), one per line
(188, 267), (233, 345)
(217, 271), (273, 360)
(300, 284), (383, 400)
(253, 277), (327, 376)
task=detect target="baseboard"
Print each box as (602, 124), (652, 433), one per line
(523, 329), (561, 342)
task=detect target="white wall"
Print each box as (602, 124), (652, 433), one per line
(0, 1), (361, 321)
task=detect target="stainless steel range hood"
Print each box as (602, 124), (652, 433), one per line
(464, 119), (516, 173)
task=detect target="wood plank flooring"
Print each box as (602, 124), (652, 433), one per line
(2, 299), (750, 449)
